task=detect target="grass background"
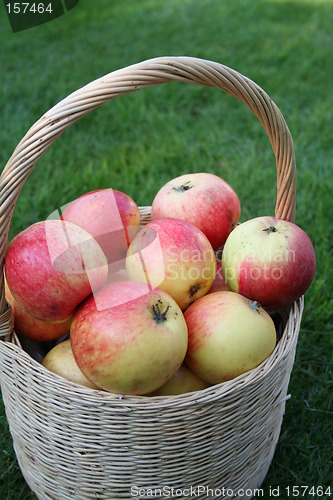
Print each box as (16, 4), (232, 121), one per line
(0, 0), (332, 497)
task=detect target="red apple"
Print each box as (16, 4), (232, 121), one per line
(185, 291), (277, 384)
(61, 189), (140, 271)
(5, 278), (71, 341)
(151, 172), (241, 249)
(42, 340), (100, 389)
(150, 364), (210, 396)
(207, 259), (231, 294)
(70, 281), (188, 395)
(126, 218), (216, 311)
(222, 216), (316, 308)
(5, 220), (108, 323)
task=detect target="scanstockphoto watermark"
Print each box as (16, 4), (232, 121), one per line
(222, 248), (296, 283)
(222, 247), (297, 264)
(131, 485), (333, 498)
(131, 485), (265, 498)
(4, 0), (79, 32)
(167, 245), (216, 265)
(166, 244), (216, 282)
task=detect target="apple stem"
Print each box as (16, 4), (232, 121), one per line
(263, 226), (277, 234)
(249, 301), (262, 313)
(172, 181), (193, 192)
(152, 303), (170, 323)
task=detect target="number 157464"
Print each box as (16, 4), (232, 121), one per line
(6, 3), (53, 14)
(285, 486), (332, 497)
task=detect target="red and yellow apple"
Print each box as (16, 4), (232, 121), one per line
(5, 278), (71, 341)
(150, 364), (210, 396)
(151, 172), (241, 249)
(126, 218), (216, 311)
(42, 340), (100, 389)
(222, 216), (316, 308)
(70, 281), (188, 395)
(5, 220), (108, 323)
(61, 189), (140, 270)
(185, 291), (276, 384)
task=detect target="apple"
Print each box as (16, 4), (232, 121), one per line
(207, 259), (231, 294)
(5, 220), (108, 323)
(151, 172), (241, 249)
(222, 216), (316, 308)
(42, 340), (100, 389)
(5, 278), (71, 341)
(150, 364), (210, 396)
(104, 267), (128, 285)
(185, 291), (277, 384)
(61, 189), (140, 271)
(70, 281), (188, 395)
(126, 218), (216, 311)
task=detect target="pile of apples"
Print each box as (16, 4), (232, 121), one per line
(4, 173), (316, 396)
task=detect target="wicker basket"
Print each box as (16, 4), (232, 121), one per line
(0, 57), (304, 500)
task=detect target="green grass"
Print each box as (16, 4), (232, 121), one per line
(1, 0), (332, 497)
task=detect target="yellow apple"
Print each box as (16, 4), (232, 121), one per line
(42, 340), (100, 389)
(126, 218), (216, 311)
(185, 291), (276, 384)
(70, 281), (188, 395)
(222, 216), (316, 307)
(150, 364), (210, 395)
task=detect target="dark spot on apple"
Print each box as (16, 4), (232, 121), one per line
(152, 303), (170, 323)
(189, 283), (200, 297)
(172, 181), (193, 193)
(263, 226), (277, 235)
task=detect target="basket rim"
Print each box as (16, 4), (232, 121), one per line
(0, 296), (304, 407)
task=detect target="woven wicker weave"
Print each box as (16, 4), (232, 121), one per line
(0, 57), (303, 500)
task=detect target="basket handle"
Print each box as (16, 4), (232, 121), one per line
(0, 56), (296, 336)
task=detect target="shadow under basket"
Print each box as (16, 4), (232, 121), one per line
(0, 56), (304, 499)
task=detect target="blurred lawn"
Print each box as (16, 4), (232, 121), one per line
(0, 0), (332, 498)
